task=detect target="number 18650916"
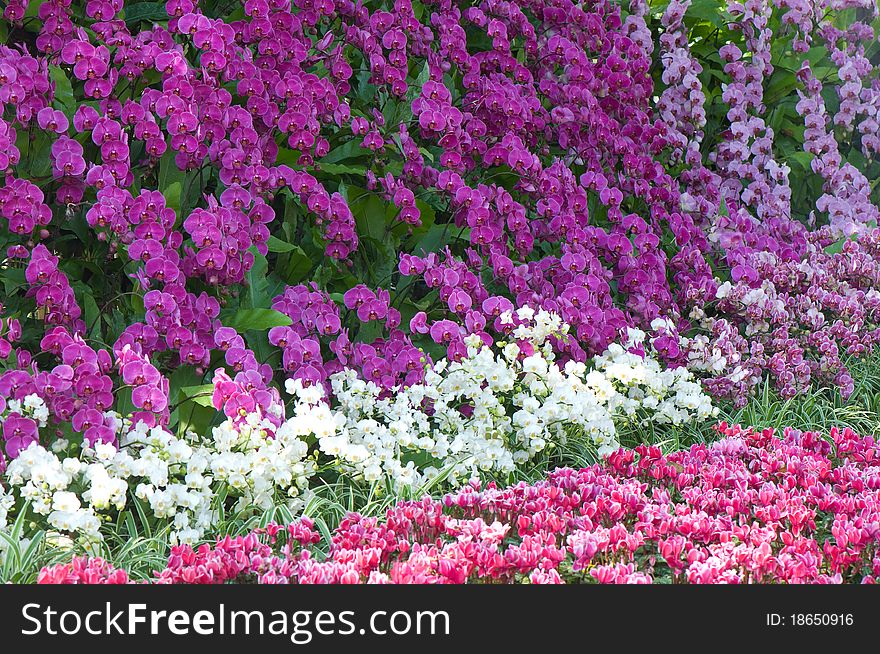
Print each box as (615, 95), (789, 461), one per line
(766, 613), (854, 627)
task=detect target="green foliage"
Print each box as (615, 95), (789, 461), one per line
(657, 0), (880, 219)
(122, 2), (169, 26)
(221, 308), (293, 332)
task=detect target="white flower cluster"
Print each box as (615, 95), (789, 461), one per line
(3, 394), (50, 427)
(6, 446), (104, 538)
(311, 308), (717, 487)
(197, 412), (317, 513)
(0, 483), (13, 532)
(0, 403), (320, 545)
(594, 328), (718, 426)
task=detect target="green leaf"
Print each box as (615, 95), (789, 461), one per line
(787, 151), (814, 171)
(355, 319), (384, 344)
(24, 1), (43, 18)
(348, 187), (387, 241)
(410, 223), (452, 256)
(123, 2), (169, 25)
(686, 0), (727, 26)
(394, 198), (436, 239)
(312, 162), (367, 176)
(223, 308), (293, 332)
(266, 235), (296, 253)
(177, 384), (215, 408)
(382, 98), (401, 126)
(81, 291), (102, 341)
(1, 268), (26, 295)
(405, 62), (431, 104)
(280, 246), (313, 284)
(49, 66), (74, 113)
(246, 249), (270, 307)
(115, 387), (136, 419)
(162, 181), (182, 216)
(170, 365), (202, 397)
(130, 287), (145, 317)
(846, 148), (867, 171)
(321, 140), (368, 165)
(414, 61), (430, 90)
(275, 147), (301, 167)
(171, 369), (216, 435)
(764, 70), (798, 107)
(65, 208), (91, 243)
(15, 130), (52, 178)
(358, 236), (397, 287)
(158, 149), (186, 199)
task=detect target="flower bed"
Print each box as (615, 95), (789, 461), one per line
(37, 424), (880, 584)
(2, 0), (880, 584)
(0, 310), (717, 548)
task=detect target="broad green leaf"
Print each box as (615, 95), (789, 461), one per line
(764, 70), (798, 106)
(275, 147), (301, 167)
(1, 268), (26, 295)
(158, 149), (186, 199)
(24, 1), (44, 18)
(115, 387), (135, 419)
(49, 66), (74, 113)
(410, 224), (448, 256)
(393, 198), (436, 239)
(223, 308), (293, 332)
(130, 289), (145, 317)
(280, 246), (313, 284)
(267, 235), (296, 252)
(81, 291), (102, 341)
(686, 0), (728, 27)
(123, 2), (169, 24)
(348, 187), (387, 241)
(170, 365), (203, 397)
(321, 139), (368, 165)
(15, 130), (53, 178)
(162, 181), (182, 216)
(787, 151), (814, 171)
(177, 384), (216, 408)
(246, 249), (270, 308)
(414, 61), (430, 90)
(312, 162), (367, 176)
